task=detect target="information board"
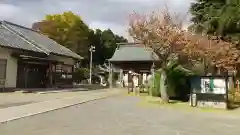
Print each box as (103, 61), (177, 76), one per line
(190, 76), (228, 109)
(200, 78), (227, 94)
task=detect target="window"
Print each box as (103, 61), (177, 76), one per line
(0, 59), (7, 79)
(55, 64), (73, 73)
(62, 65), (73, 73)
(56, 64), (62, 72)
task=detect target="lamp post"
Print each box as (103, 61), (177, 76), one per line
(89, 45), (95, 84)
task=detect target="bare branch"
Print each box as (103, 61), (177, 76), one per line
(128, 8), (240, 72)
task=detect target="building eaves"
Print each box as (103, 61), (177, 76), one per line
(3, 21), (83, 60)
(0, 22), (47, 54)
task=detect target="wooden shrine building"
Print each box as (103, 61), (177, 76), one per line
(108, 43), (160, 88)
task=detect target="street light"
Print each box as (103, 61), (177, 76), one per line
(89, 45), (95, 84)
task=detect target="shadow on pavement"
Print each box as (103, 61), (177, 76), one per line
(0, 101), (36, 109)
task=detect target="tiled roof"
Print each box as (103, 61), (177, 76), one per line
(0, 21), (83, 60)
(109, 43), (159, 62)
(0, 24), (44, 53)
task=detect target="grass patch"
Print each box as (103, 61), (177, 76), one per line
(137, 95), (238, 115)
(126, 90), (240, 115)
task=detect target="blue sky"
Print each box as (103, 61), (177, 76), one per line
(0, 0), (194, 39)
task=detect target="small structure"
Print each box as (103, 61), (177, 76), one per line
(0, 21), (83, 91)
(108, 43), (160, 89)
(189, 76), (229, 109)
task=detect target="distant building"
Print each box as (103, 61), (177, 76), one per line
(108, 42), (160, 87)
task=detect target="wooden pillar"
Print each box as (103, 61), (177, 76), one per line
(24, 64), (28, 88)
(49, 63), (53, 88)
(72, 65), (74, 86)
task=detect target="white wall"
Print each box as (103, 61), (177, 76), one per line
(0, 47), (18, 88)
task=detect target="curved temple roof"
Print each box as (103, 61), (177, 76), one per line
(109, 43), (159, 62)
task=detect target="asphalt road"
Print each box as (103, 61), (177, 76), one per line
(0, 95), (240, 135)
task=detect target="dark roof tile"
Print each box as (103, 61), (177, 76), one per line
(0, 25), (44, 53)
(109, 43), (159, 62)
(2, 21), (83, 59)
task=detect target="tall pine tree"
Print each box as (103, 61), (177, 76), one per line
(189, 0), (240, 43)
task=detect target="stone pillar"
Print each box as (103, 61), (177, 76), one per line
(108, 62), (113, 89)
(119, 69), (123, 87)
(228, 71), (234, 91)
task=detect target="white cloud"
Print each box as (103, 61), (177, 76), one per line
(0, 3), (20, 19)
(89, 21), (128, 37)
(0, 0), (193, 38)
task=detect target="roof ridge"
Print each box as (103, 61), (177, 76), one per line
(3, 21), (82, 59)
(0, 22), (48, 54)
(2, 21), (50, 55)
(2, 21), (83, 60)
(3, 20), (40, 33)
(118, 44), (146, 49)
(117, 42), (140, 45)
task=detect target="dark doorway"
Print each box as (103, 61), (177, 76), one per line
(17, 62), (48, 88)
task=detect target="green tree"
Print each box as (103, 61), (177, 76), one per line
(33, 11), (128, 66)
(32, 11), (91, 59)
(189, 0), (240, 43)
(89, 29), (127, 65)
(89, 29), (105, 65)
(101, 29), (127, 60)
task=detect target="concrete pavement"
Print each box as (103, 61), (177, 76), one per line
(1, 95), (240, 135)
(0, 88), (109, 109)
(0, 89), (121, 123)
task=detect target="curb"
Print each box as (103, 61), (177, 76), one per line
(36, 88), (110, 94)
(37, 89), (87, 94)
(0, 92), (120, 124)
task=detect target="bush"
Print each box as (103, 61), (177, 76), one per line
(149, 67), (191, 99)
(73, 68), (90, 83)
(166, 67), (191, 100)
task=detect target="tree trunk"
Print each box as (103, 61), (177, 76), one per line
(160, 70), (169, 103)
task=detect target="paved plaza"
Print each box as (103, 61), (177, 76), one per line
(0, 89), (120, 123)
(1, 95), (240, 135)
(0, 89), (107, 109)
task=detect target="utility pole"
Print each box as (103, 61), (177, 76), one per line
(89, 45), (95, 84)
